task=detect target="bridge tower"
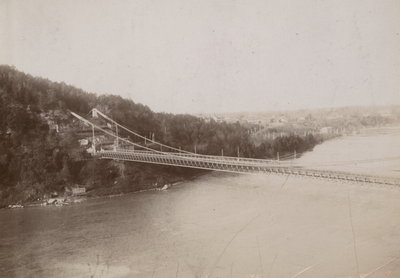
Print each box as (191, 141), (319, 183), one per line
(92, 125), (96, 155)
(92, 109), (98, 118)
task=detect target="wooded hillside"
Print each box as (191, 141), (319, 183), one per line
(0, 66), (320, 207)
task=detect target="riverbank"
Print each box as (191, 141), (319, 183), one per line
(3, 167), (206, 209)
(4, 124), (399, 210)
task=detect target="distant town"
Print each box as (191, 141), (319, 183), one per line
(198, 105), (400, 141)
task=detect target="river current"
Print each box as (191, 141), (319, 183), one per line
(1, 127), (400, 278)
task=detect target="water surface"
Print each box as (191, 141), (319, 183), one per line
(1, 127), (400, 278)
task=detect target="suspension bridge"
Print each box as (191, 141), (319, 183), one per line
(70, 109), (400, 186)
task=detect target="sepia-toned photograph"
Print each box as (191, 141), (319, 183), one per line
(1, 0), (400, 277)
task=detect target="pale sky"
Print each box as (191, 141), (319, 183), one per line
(1, 0), (399, 114)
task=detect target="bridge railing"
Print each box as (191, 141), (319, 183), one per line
(97, 150), (290, 170)
(95, 150), (400, 186)
(106, 149), (289, 167)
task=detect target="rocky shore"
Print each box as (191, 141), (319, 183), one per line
(3, 167), (205, 209)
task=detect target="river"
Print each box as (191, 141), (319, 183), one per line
(1, 127), (400, 278)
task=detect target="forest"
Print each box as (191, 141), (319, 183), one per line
(0, 65), (321, 207)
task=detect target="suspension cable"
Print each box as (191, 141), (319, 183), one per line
(89, 108), (196, 154)
(71, 111), (168, 154)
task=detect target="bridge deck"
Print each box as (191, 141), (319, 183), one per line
(95, 150), (400, 186)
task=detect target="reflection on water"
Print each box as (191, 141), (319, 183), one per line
(1, 128), (400, 278)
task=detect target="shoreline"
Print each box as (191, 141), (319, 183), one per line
(4, 124), (400, 210)
(3, 171), (207, 210)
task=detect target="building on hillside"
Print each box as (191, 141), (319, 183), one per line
(320, 127), (333, 134)
(79, 139), (89, 146)
(72, 186), (86, 196)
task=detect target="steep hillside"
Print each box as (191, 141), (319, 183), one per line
(0, 66), (321, 207)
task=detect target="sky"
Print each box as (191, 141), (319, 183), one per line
(1, 0), (400, 114)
